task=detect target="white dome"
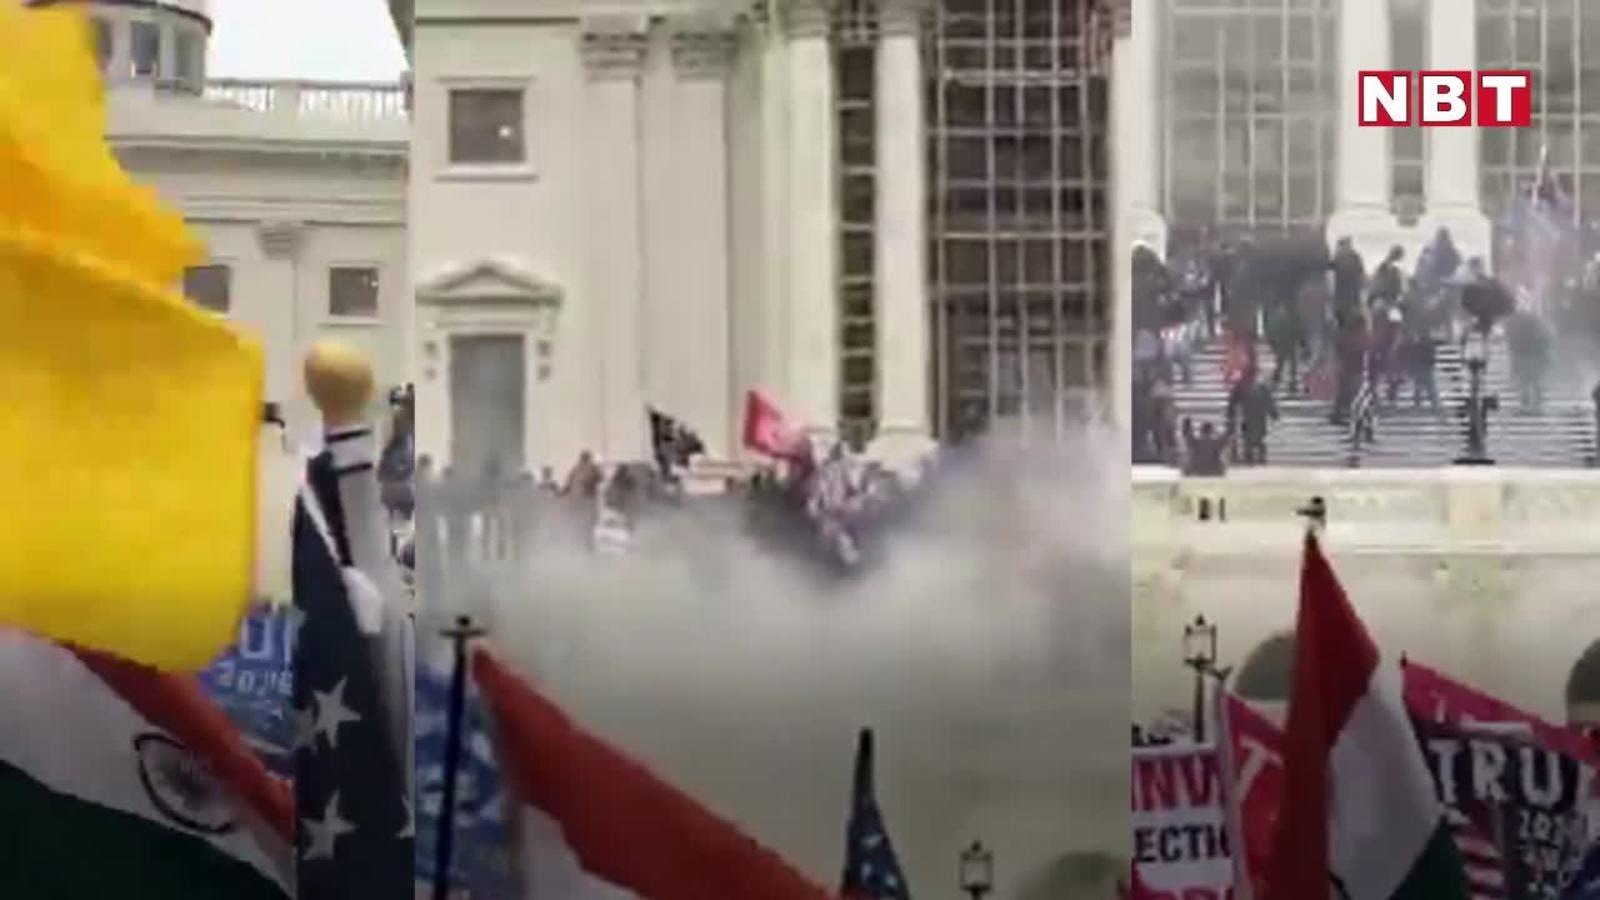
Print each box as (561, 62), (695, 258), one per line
(147, 0), (211, 24)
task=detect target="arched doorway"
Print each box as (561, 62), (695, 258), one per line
(1565, 640), (1600, 728)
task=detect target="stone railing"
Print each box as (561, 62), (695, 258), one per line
(1134, 465), (1600, 558)
(148, 78), (409, 124)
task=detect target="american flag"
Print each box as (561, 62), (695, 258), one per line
(840, 729), (910, 900)
(292, 429), (416, 898)
(1446, 806), (1509, 900)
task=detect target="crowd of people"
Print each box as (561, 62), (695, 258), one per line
(1130, 221), (1600, 473)
(377, 411), (944, 591)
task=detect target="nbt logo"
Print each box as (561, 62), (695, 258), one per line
(1358, 70), (1533, 127)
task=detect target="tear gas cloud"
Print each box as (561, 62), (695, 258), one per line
(423, 422), (1130, 899)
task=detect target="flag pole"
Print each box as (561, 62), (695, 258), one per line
(433, 614), (485, 900)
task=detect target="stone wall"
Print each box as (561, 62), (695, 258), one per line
(1134, 466), (1600, 726)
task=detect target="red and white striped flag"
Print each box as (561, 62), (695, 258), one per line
(470, 645), (837, 900)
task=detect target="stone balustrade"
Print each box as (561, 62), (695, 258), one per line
(1133, 466), (1600, 726)
(197, 79), (409, 124)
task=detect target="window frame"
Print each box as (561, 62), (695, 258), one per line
(130, 19), (162, 78)
(326, 264), (383, 322)
(182, 263), (233, 315)
(440, 78), (534, 180)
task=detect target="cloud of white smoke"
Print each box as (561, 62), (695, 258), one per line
(425, 425), (1130, 900)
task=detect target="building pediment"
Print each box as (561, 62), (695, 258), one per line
(416, 257), (563, 306)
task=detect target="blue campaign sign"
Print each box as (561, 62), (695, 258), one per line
(414, 662), (517, 899)
(197, 608), (296, 779)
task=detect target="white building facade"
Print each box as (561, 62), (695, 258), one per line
(91, 0), (411, 438)
(1119, 0), (1600, 268)
(408, 0), (1116, 479)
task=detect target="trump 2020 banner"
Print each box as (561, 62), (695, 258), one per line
(1414, 717), (1593, 896)
(196, 606), (295, 779)
(1131, 744), (1235, 898)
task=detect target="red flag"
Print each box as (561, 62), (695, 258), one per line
(470, 645), (838, 900)
(1217, 692), (1283, 899)
(1402, 660), (1599, 765)
(742, 390), (804, 458)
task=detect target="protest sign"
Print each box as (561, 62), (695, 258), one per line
(1131, 744), (1235, 899)
(196, 606), (295, 778)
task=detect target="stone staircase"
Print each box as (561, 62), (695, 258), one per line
(1169, 335), (1598, 468)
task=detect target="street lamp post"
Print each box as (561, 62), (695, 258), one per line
(958, 840), (994, 900)
(1182, 614), (1218, 743)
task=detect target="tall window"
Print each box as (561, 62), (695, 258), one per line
(1162, 0), (1339, 236)
(183, 265), (231, 314)
(328, 267), (380, 319)
(836, 1), (878, 448)
(174, 29), (202, 85)
(928, 0), (1110, 441)
(1478, 0), (1600, 226)
(131, 21), (161, 78)
(1389, 0), (1427, 221)
(91, 17), (112, 72)
(447, 89), (526, 165)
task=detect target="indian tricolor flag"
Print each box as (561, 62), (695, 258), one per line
(471, 646), (838, 900)
(1264, 536), (1469, 900)
(0, 629), (292, 898)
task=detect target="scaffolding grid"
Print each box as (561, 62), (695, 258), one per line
(928, 0), (1111, 443)
(836, 0), (880, 449)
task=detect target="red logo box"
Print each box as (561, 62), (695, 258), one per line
(1357, 69), (1532, 127)
(1358, 70), (1412, 126)
(1477, 70), (1533, 127)
(1418, 71), (1473, 126)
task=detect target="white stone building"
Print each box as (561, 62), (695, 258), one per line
(1126, 0), (1600, 269)
(89, 0), (410, 438)
(404, 0), (1117, 480)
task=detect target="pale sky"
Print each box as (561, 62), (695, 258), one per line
(206, 0), (407, 82)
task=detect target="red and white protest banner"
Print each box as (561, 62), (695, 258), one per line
(1130, 744), (1235, 899)
(1215, 694), (1282, 900)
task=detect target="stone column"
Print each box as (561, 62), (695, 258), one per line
(1325, 0), (1398, 263)
(580, 18), (650, 463)
(784, 0), (839, 437)
(256, 221), (305, 433)
(669, 18), (739, 458)
(1111, 0), (1160, 436)
(750, 7), (791, 419)
(868, 0), (934, 467)
(1424, 0), (1491, 265)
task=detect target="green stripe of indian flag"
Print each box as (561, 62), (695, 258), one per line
(0, 629), (288, 896)
(1328, 660), (1463, 900)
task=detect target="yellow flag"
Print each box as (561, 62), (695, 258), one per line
(0, 3), (263, 671)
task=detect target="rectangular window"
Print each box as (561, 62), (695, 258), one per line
(91, 18), (112, 71)
(328, 266), (380, 318)
(174, 31), (201, 83)
(447, 89), (525, 165)
(183, 265), (230, 314)
(131, 21), (161, 78)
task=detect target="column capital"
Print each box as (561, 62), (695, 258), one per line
(580, 15), (650, 79)
(257, 220), (304, 259)
(878, 0), (929, 37)
(670, 15), (739, 79)
(783, 0), (834, 39)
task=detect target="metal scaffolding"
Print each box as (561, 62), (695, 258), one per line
(927, 0), (1111, 442)
(835, 0), (880, 449)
